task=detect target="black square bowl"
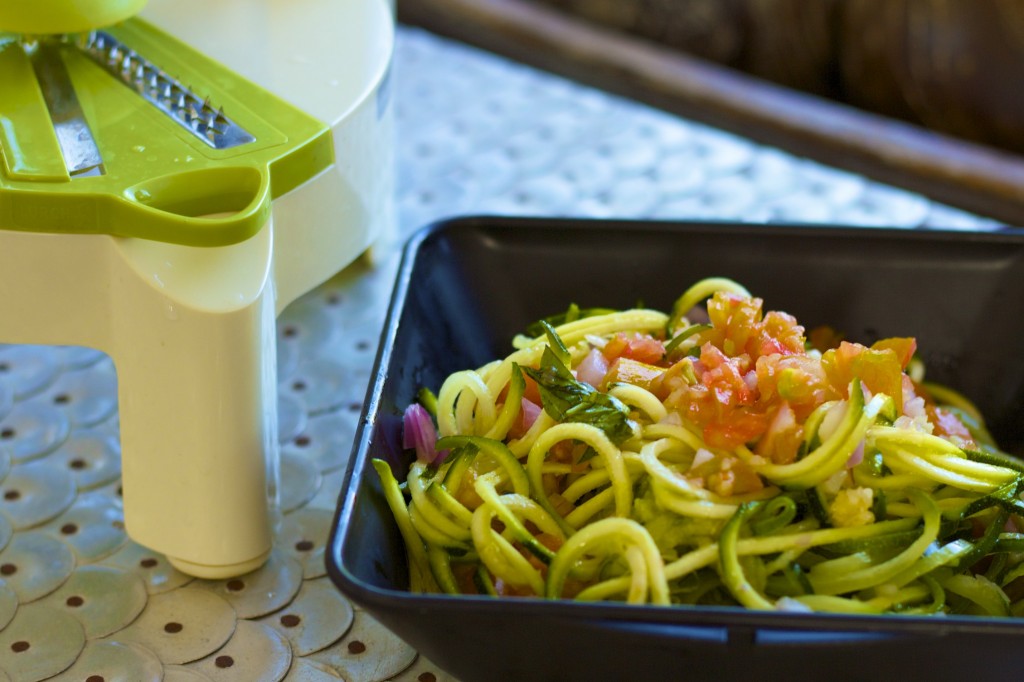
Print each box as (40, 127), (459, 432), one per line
(327, 216), (1024, 682)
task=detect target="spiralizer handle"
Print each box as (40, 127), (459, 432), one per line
(119, 165), (273, 246)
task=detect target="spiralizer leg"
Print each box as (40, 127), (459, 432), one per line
(0, 226), (280, 578)
(111, 224), (279, 578)
(112, 301), (277, 577)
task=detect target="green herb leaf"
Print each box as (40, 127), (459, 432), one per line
(578, 446), (599, 463)
(417, 386), (439, 417)
(522, 346), (634, 444)
(538, 320), (571, 368)
(871, 488), (887, 521)
(663, 323), (712, 358)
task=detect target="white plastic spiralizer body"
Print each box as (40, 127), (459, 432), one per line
(0, 0), (394, 577)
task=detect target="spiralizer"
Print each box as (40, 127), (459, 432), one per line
(0, 0), (394, 577)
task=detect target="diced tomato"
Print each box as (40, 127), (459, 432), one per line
(662, 293), (920, 461)
(604, 357), (665, 391)
(702, 410), (769, 450)
(536, 533), (564, 552)
(626, 335), (666, 364)
(707, 456), (764, 497)
(755, 402), (803, 464)
(752, 335), (790, 358)
(664, 343), (769, 448)
(705, 292), (805, 360)
(454, 563), (481, 594)
(871, 337), (917, 369)
(454, 469), (484, 510)
(548, 492), (575, 517)
(548, 440), (576, 463)
(602, 333), (629, 360)
(755, 353), (833, 418)
(602, 332), (666, 365)
(706, 292), (761, 357)
(822, 341), (904, 411)
(650, 357), (696, 400)
(753, 310), (806, 357)
(699, 344), (756, 406)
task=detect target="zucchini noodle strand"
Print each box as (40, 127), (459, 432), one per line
(527, 423), (633, 531)
(547, 517), (670, 605)
(437, 370), (497, 437)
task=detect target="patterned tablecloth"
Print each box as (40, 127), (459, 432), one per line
(0, 25), (999, 682)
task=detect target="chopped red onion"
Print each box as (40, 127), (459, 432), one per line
(508, 398), (542, 440)
(743, 370), (758, 391)
(403, 403), (446, 464)
(520, 398), (541, 431)
(846, 440), (865, 468)
(576, 349), (609, 388)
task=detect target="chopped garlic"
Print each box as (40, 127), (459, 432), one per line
(830, 487), (875, 528)
(893, 413), (934, 433)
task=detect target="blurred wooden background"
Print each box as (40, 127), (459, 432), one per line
(534, 0), (1024, 154)
(399, 0), (1024, 225)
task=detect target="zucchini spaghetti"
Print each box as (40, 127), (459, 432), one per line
(374, 277), (1024, 616)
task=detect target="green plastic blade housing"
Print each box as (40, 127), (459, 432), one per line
(0, 18), (332, 247)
